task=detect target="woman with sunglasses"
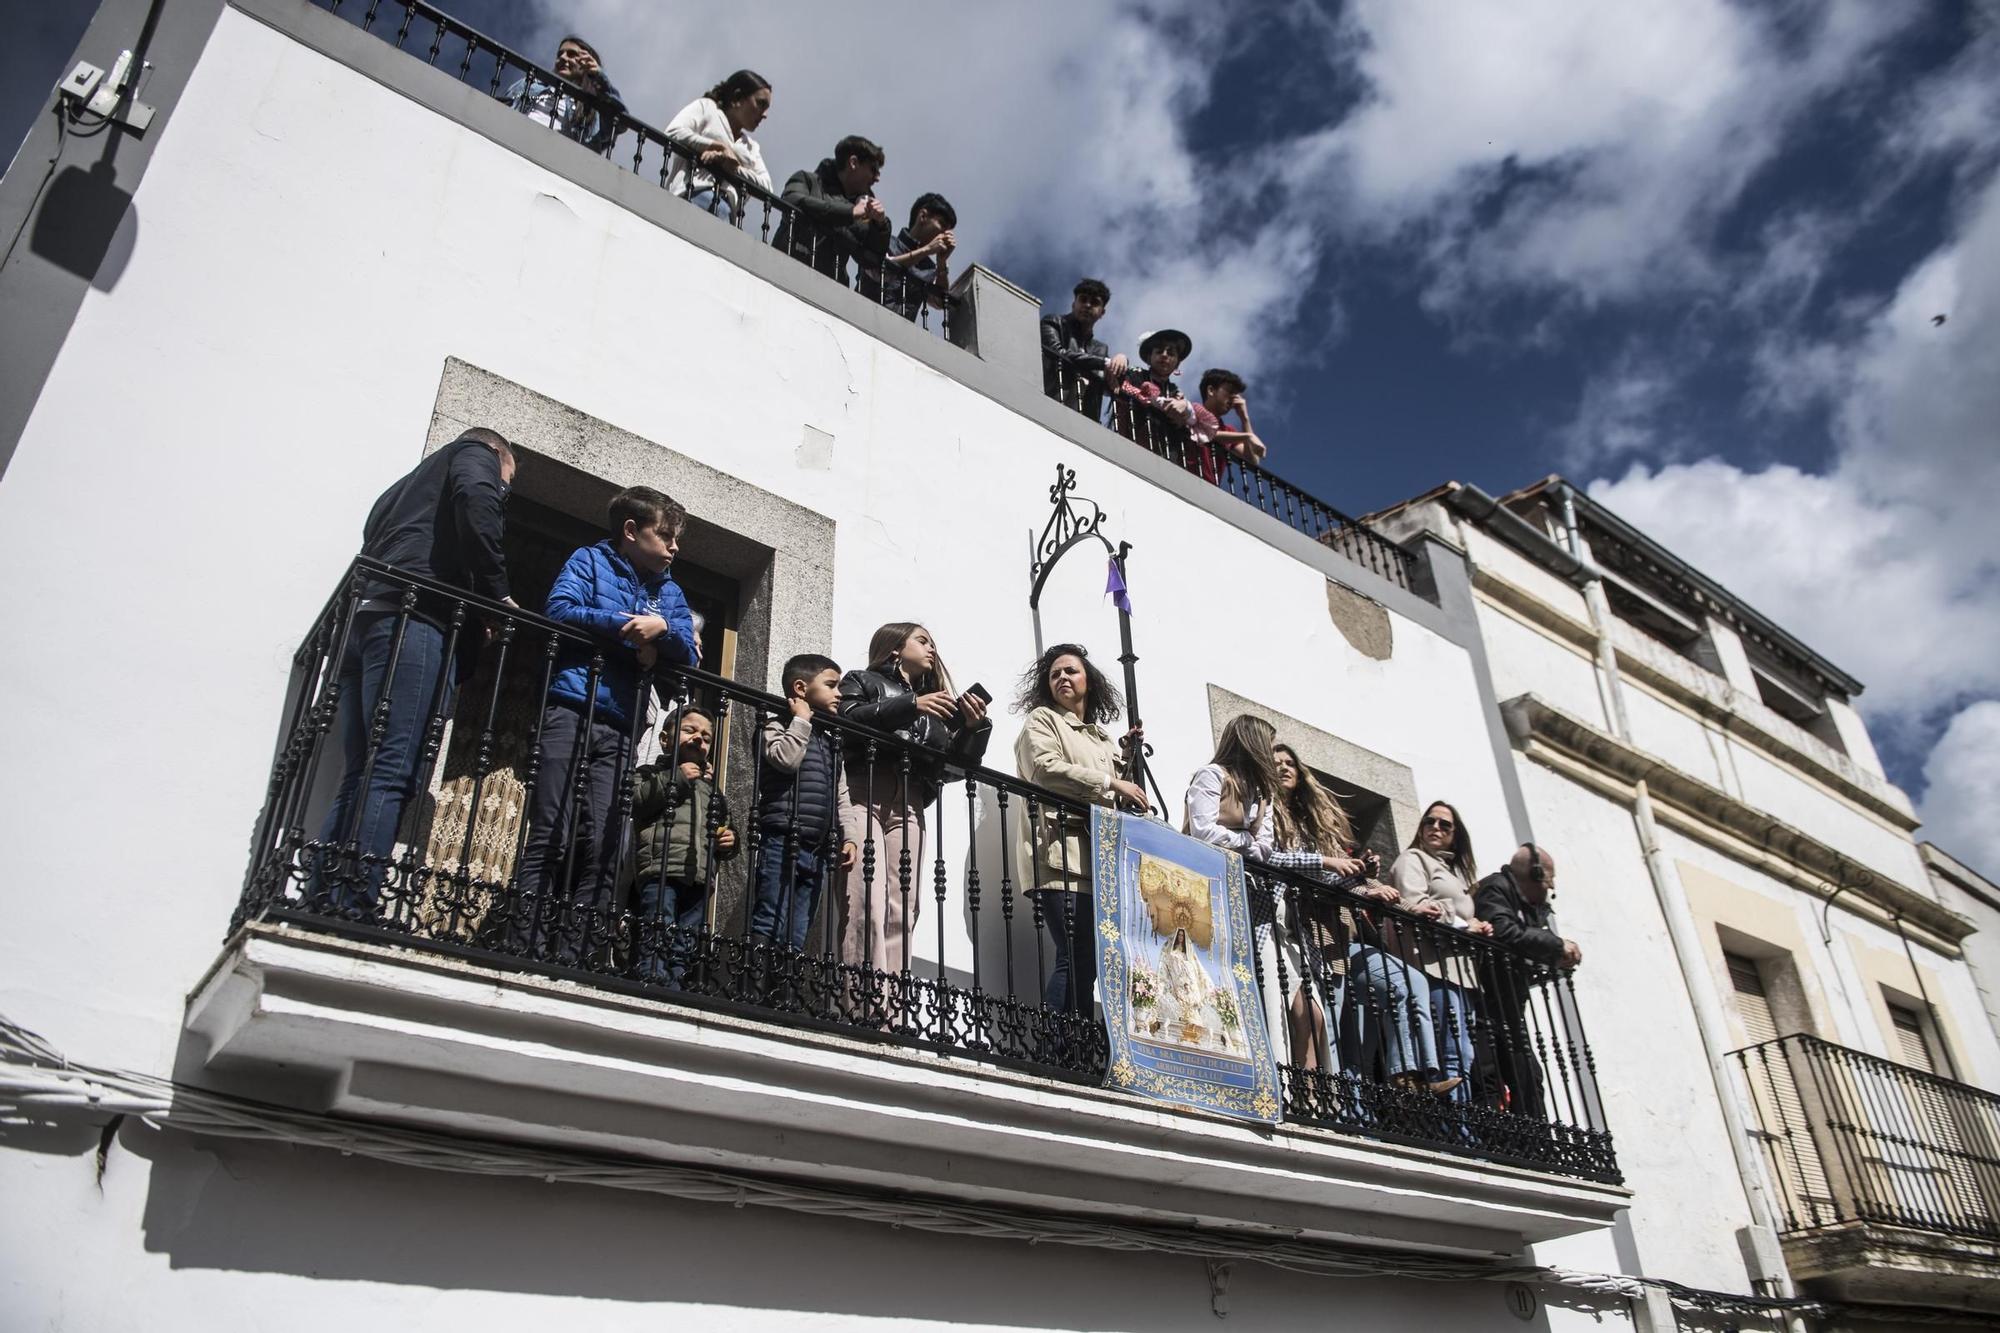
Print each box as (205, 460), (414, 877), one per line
(1387, 801), (1493, 1103)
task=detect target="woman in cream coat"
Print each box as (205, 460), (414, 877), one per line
(1012, 643), (1148, 1015)
(1387, 800), (1492, 1103)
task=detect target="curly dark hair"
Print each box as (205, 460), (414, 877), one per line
(1013, 643), (1123, 726)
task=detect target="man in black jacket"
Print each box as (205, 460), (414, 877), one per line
(773, 135), (891, 286)
(318, 428), (517, 913)
(1040, 278), (1127, 420)
(1473, 843), (1582, 1119)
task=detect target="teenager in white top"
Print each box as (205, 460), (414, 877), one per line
(664, 70), (774, 224)
(1182, 716), (1289, 1055)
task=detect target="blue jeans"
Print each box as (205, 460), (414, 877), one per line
(317, 613), (448, 912)
(1041, 889), (1096, 1015)
(1429, 978), (1479, 1103)
(633, 877), (708, 985)
(749, 837), (829, 952)
(1343, 945), (1438, 1080)
(688, 187), (740, 224)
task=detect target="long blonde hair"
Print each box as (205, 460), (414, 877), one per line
(1271, 743), (1357, 854)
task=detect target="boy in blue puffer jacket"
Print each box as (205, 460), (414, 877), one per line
(517, 486), (700, 962)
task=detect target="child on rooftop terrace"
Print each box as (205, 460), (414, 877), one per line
(1191, 367), (1268, 480)
(1116, 328), (1196, 424)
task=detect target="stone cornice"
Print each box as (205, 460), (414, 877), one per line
(1472, 566), (1919, 833)
(1501, 694), (1971, 954)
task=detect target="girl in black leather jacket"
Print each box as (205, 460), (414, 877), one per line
(835, 621), (991, 980)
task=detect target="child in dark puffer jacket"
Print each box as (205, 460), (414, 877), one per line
(751, 654), (857, 953)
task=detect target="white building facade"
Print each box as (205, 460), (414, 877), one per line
(0, 2), (1992, 1329)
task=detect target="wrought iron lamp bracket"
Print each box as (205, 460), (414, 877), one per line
(1028, 466), (1115, 611)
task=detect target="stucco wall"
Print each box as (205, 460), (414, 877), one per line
(0, 2), (1517, 1019)
(0, 9), (1625, 1329)
(1474, 596), (1611, 731)
(1660, 824), (2000, 1089)
(1, 1120), (1656, 1332)
(1499, 759), (1760, 1293)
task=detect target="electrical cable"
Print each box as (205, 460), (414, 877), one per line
(0, 101), (68, 276)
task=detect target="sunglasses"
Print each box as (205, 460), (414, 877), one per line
(1421, 815), (1455, 832)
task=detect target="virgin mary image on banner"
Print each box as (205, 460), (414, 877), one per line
(1133, 865), (1249, 1058)
(1092, 808), (1279, 1123)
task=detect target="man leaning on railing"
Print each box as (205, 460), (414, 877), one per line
(1192, 368), (1267, 471)
(505, 34), (624, 155)
(315, 428), (518, 912)
(774, 135), (891, 286)
(859, 192), (956, 322)
(1474, 843), (1582, 1119)
(1040, 278), (1126, 420)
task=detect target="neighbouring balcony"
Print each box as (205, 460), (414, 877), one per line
(311, 0), (955, 335)
(1732, 1033), (2000, 1312)
(1043, 352), (1419, 593)
(183, 561), (1623, 1255)
(301, 0), (1416, 603)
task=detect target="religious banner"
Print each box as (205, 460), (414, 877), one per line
(1091, 807), (1282, 1123)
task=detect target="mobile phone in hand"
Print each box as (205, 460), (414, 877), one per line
(966, 682), (992, 704)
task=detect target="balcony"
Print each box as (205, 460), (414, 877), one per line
(1043, 353), (1419, 592)
(181, 560), (1624, 1256)
(1732, 1033), (2000, 1313)
(310, 0), (955, 331)
(301, 0), (1417, 602)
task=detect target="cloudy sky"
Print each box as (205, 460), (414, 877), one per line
(10, 0), (1997, 874)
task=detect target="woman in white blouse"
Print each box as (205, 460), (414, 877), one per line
(1387, 800), (1492, 1105)
(1183, 715), (1299, 1055)
(663, 70), (773, 224)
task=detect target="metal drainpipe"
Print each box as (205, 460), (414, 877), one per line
(1555, 484), (1807, 1317)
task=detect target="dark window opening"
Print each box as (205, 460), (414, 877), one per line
(1311, 768), (1397, 865)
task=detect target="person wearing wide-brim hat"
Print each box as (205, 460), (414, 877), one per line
(1117, 328), (1197, 428)
(1137, 328), (1192, 362)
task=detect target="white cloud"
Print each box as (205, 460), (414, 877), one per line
(1917, 702), (2000, 878)
(1319, 0), (1916, 308)
(1589, 166), (2000, 874)
(516, 0), (1317, 381)
(512, 0), (1998, 871)
(514, 0), (1929, 379)
(1557, 351), (1683, 466)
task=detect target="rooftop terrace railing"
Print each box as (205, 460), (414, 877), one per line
(231, 558), (1617, 1183)
(310, 0), (1416, 594)
(1046, 354), (1419, 592)
(316, 0), (955, 335)
(1732, 1032), (2000, 1240)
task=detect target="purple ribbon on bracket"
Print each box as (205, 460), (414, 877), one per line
(1105, 556), (1132, 615)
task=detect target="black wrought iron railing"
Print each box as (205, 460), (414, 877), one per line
(232, 559), (1614, 1182)
(1732, 1033), (2000, 1240)
(314, 0), (954, 335)
(1046, 353), (1419, 592)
